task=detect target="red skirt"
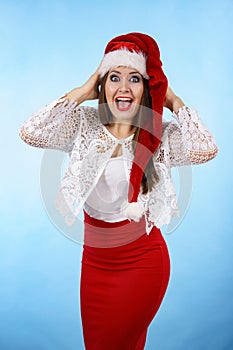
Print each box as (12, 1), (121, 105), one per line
(80, 211), (170, 350)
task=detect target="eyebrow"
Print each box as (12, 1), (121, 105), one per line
(110, 70), (141, 75)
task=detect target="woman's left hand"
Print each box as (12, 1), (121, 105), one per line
(164, 86), (185, 113)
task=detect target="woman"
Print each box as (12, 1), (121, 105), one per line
(20, 32), (218, 349)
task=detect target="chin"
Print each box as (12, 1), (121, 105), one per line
(110, 106), (139, 125)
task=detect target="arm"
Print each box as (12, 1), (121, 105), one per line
(19, 69), (100, 152)
(163, 87), (218, 166)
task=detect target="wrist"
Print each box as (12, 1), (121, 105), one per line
(172, 97), (185, 114)
(66, 87), (87, 105)
(78, 87), (90, 103)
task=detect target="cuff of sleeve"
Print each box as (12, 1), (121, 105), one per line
(172, 105), (190, 118)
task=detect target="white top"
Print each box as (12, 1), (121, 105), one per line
(20, 97), (218, 233)
(84, 157), (130, 222)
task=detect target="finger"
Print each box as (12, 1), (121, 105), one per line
(69, 99), (78, 108)
(62, 98), (70, 107)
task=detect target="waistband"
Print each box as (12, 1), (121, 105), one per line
(83, 210), (148, 248)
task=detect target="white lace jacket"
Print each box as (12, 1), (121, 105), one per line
(20, 96), (218, 234)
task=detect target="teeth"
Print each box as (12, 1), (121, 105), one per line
(116, 97), (132, 102)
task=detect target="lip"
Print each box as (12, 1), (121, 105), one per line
(114, 96), (133, 111)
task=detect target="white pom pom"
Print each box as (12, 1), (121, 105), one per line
(121, 201), (144, 222)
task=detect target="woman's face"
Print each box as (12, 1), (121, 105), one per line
(105, 66), (144, 124)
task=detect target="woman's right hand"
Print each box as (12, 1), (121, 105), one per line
(65, 68), (100, 106)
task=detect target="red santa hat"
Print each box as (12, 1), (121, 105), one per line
(99, 32), (168, 221)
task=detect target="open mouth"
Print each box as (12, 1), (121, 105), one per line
(115, 97), (133, 111)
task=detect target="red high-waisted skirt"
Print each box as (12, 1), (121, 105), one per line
(80, 211), (170, 350)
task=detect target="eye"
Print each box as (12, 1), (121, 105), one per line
(129, 75), (141, 83)
(109, 74), (120, 82)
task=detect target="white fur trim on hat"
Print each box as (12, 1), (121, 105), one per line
(99, 48), (149, 79)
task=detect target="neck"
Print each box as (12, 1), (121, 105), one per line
(107, 122), (137, 139)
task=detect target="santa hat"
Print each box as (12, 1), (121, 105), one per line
(99, 32), (168, 221)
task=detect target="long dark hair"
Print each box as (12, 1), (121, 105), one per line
(98, 73), (159, 194)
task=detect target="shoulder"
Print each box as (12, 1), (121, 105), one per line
(162, 120), (171, 132)
(76, 105), (100, 126)
(161, 119), (179, 138)
(75, 106), (104, 136)
(77, 105), (98, 119)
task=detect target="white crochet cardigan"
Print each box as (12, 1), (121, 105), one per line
(20, 96), (218, 234)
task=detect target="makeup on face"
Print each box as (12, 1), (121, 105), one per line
(105, 67), (144, 121)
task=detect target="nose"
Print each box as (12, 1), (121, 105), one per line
(118, 77), (130, 93)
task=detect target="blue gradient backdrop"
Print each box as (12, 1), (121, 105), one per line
(1, 0), (232, 349)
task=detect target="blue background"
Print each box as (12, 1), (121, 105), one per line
(1, 0), (232, 349)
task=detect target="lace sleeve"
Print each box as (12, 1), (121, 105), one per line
(165, 106), (218, 167)
(19, 96), (84, 152)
